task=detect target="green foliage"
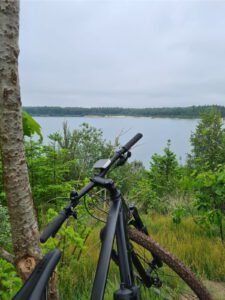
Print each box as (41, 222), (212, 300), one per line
(25, 139), (76, 210)
(178, 172), (195, 194)
(49, 122), (114, 178)
(24, 122), (118, 213)
(0, 259), (22, 300)
(172, 206), (187, 224)
(111, 160), (145, 197)
(0, 202), (11, 249)
(22, 111), (43, 141)
(23, 105), (225, 118)
(129, 172), (158, 213)
(193, 167), (225, 241)
(149, 140), (181, 199)
(41, 202), (92, 266)
(188, 109), (225, 172)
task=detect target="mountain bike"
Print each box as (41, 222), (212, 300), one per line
(13, 133), (212, 300)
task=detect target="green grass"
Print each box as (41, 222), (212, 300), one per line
(144, 215), (225, 280)
(58, 215), (225, 299)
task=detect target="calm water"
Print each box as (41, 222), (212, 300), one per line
(34, 116), (199, 168)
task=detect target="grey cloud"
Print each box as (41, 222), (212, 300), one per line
(19, 0), (225, 107)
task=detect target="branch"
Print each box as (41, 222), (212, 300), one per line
(0, 246), (15, 264)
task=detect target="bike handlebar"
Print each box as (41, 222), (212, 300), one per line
(40, 133), (143, 243)
(122, 133), (143, 151)
(40, 210), (68, 243)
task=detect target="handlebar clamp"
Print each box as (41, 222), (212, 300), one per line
(91, 176), (120, 199)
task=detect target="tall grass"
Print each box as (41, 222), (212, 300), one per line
(144, 215), (225, 281)
(58, 215), (225, 299)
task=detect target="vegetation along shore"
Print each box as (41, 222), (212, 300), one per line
(23, 105), (225, 118)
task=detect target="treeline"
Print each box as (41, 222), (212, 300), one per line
(23, 105), (225, 118)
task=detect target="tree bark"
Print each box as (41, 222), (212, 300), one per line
(0, 246), (15, 264)
(0, 0), (41, 281)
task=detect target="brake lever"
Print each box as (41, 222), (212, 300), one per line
(115, 151), (131, 167)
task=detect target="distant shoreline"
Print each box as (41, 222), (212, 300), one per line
(33, 114), (200, 119)
(23, 105), (225, 119)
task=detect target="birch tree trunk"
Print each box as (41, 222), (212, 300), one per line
(0, 0), (41, 280)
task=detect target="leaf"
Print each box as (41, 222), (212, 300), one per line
(22, 111), (43, 142)
(215, 189), (222, 196)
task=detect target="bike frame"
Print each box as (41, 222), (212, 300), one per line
(91, 183), (140, 300)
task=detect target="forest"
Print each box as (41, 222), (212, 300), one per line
(23, 105), (225, 118)
(0, 109), (224, 299)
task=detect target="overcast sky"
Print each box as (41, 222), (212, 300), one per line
(19, 0), (225, 108)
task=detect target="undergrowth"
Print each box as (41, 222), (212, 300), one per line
(58, 215), (225, 299)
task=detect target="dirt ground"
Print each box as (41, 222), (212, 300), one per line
(204, 280), (225, 300)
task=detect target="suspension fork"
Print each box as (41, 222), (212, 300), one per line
(129, 205), (163, 267)
(116, 203), (135, 286)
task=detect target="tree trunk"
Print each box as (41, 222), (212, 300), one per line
(0, 0), (41, 280)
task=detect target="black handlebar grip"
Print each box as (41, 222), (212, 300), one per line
(40, 211), (67, 243)
(123, 133), (143, 151)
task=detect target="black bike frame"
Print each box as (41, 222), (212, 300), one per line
(90, 184), (139, 300)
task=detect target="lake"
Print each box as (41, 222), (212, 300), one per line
(34, 116), (199, 168)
